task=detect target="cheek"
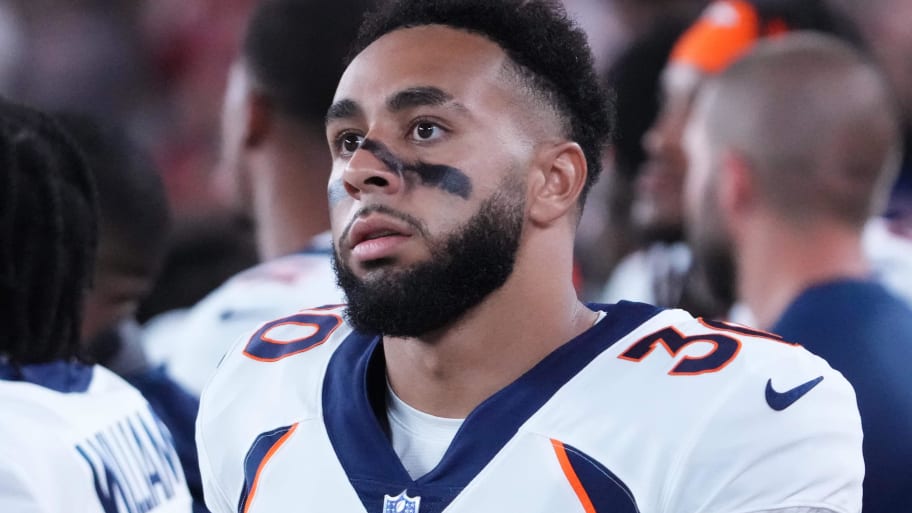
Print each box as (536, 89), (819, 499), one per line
(682, 161), (706, 220)
(327, 176), (349, 208)
(329, 200), (352, 240)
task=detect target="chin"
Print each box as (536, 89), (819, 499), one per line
(333, 192), (524, 336)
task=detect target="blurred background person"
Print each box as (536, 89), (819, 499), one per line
(683, 33), (912, 512)
(597, 0), (861, 317)
(142, 0), (374, 396)
(56, 112), (208, 512)
(828, 0), (912, 304)
(0, 99), (192, 513)
(576, 16), (694, 301)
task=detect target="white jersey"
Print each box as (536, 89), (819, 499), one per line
(0, 362), (192, 513)
(600, 219), (912, 317)
(598, 242), (692, 306)
(144, 233), (345, 396)
(198, 302), (863, 513)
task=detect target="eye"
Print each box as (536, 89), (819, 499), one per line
(337, 132), (364, 156)
(410, 121), (445, 142)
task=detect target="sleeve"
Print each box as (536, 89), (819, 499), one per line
(663, 359), (864, 513)
(195, 333), (250, 513)
(196, 330), (262, 513)
(0, 454), (49, 513)
(196, 422), (235, 513)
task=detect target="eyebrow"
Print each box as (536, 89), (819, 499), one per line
(325, 99), (361, 125)
(325, 86), (468, 126)
(387, 86), (463, 112)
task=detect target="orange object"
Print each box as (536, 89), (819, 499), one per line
(670, 0), (767, 74)
(552, 439), (596, 513)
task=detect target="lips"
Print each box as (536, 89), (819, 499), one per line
(346, 215), (415, 262)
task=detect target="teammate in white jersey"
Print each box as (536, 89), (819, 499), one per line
(197, 1), (864, 512)
(0, 99), (192, 513)
(143, 0), (374, 395)
(0, 364), (192, 513)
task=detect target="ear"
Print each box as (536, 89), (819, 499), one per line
(527, 141), (588, 225)
(718, 149), (755, 227)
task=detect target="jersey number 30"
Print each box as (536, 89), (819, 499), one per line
(618, 319), (787, 375)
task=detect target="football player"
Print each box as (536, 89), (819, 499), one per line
(603, 0), (861, 315)
(683, 32), (912, 512)
(197, 2), (863, 512)
(142, 0), (373, 396)
(0, 100), (193, 512)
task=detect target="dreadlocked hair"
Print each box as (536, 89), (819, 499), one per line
(0, 99), (98, 365)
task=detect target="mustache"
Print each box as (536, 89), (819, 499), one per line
(340, 204), (431, 244)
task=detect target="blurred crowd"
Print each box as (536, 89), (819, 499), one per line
(0, 0), (254, 217)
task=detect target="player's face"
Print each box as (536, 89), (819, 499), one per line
(635, 64), (703, 242)
(682, 107), (736, 305)
(325, 25), (537, 336)
(81, 238), (154, 345)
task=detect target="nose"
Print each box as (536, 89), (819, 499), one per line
(342, 139), (404, 200)
(643, 101), (690, 164)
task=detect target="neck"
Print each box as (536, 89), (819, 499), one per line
(737, 216), (869, 329)
(383, 230), (596, 418)
(249, 135), (331, 260)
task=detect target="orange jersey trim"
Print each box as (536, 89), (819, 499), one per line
(551, 439), (596, 513)
(244, 423), (300, 513)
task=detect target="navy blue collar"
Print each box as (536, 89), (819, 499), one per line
(0, 359), (94, 393)
(322, 301), (661, 513)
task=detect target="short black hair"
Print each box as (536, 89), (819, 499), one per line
(0, 99), (97, 365)
(351, 0), (615, 205)
(243, 0), (377, 127)
(55, 112), (171, 268)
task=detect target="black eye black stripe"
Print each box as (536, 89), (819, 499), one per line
(360, 138), (472, 199)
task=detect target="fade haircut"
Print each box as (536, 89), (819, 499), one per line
(243, 0), (376, 127)
(350, 0), (615, 205)
(699, 33), (901, 227)
(0, 100), (97, 365)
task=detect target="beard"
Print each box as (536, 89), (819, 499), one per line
(333, 182), (525, 338)
(691, 238), (736, 310)
(686, 200), (737, 310)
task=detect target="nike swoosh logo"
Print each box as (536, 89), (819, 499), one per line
(765, 376), (824, 411)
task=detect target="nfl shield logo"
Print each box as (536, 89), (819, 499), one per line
(383, 490), (421, 513)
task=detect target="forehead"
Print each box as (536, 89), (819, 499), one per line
(334, 25), (510, 109)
